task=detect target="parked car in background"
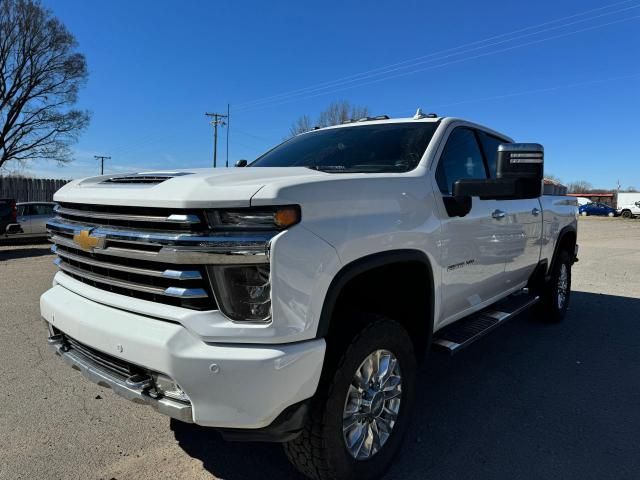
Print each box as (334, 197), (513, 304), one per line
(0, 198), (18, 237)
(9, 202), (57, 238)
(616, 192), (640, 218)
(579, 202), (617, 217)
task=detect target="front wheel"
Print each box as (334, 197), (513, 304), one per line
(536, 250), (572, 322)
(284, 316), (416, 480)
(621, 210), (632, 219)
(580, 211), (588, 216)
(608, 212), (615, 217)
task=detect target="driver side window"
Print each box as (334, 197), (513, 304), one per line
(435, 128), (488, 195)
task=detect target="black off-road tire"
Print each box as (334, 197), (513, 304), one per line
(536, 249), (572, 322)
(284, 316), (416, 480)
(621, 210), (632, 219)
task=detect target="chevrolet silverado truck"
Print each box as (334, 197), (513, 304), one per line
(42, 113), (578, 480)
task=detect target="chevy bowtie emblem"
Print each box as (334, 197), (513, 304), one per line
(73, 229), (106, 251)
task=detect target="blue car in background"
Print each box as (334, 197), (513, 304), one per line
(579, 202), (617, 217)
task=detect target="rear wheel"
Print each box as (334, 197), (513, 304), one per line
(621, 210), (632, 219)
(284, 316), (416, 480)
(536, 250), (572, 322)
(580, 211), (588, 216)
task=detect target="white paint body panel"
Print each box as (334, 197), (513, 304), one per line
(41, 285), (325, 428)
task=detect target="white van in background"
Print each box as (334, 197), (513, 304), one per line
(617, 192), (640, 218)
(575, 197), (592, 206)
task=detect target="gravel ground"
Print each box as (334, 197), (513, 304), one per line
(0, 216), (639, 480)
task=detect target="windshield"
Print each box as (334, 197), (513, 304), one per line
(251, 122), (439, 173)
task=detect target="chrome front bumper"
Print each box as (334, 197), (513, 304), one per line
(47, 333), (193, 423)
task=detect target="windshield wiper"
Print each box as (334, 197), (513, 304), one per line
(307, 165), (347, 171)
(307, 165), (410, 173)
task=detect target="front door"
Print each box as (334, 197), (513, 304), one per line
(434, 126), (511, 326)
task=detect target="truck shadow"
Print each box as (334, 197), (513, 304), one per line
(171, 291), (640, 479)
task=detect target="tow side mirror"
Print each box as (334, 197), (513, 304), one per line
(235, 159), (248, 167)
(454, 143), (544, 200)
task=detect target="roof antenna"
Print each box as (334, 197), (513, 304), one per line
(414, 108), (437, 119)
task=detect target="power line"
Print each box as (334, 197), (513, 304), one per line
(235, 12), (640, 113)
(234, 0), (637, 109)
(204, 112), (228, 168)
(381, 72), (640, 117)
(234, 0), (640, 111)
(234, 0), (637, 110)
(94, 155), (111, 175)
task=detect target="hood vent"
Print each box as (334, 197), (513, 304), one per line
(101, 172), (192, 185)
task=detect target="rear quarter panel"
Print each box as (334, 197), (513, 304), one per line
(540, 195), (578, 270)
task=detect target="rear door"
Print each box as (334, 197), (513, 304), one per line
(16, 204), (33, 234)
(477, 130), (542, 288)
(30, 203), (55, 235)
(434, 127), (512, 325)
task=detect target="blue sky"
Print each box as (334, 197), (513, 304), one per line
(25, 0), (640, 189)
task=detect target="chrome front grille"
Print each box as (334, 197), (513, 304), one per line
(48, 202), (273, 312)
(52, 243), (214, 310)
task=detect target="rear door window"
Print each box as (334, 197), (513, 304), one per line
(33, 204), (54, 215)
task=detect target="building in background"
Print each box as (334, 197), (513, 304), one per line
(567, 192), (615, 206)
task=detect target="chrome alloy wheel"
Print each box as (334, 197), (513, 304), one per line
(342, 349), (402, 460)
(557, 263), (569, 310)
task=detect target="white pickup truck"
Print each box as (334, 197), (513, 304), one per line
(42, 114), (578, 480)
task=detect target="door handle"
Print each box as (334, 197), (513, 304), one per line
(532, 208), (540, 216)
(491, 209), (506, 219)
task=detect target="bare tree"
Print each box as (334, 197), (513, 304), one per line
(567, 180), (593, 193)
(289, 114), (313, 137)
(0, 0), (90, 170)
(317, 100), (369, 128)
(544, 173), (562, 184)
(288, 101), (369, 137)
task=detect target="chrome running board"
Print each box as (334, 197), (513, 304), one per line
(433, 290), (539, 354)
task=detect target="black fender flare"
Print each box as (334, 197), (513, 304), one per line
(315, 249), (435, 340)
(548, 225), (578, 277)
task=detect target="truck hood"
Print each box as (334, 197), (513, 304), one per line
(53, 167), (328, 208)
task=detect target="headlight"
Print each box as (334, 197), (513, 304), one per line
(208, 264), (271, 321)
(206, 206), (300, 230)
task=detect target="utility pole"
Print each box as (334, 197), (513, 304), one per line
(205, 112), (228, 168)
(94, 155), (111, 175)
(226, 103), (230, 168)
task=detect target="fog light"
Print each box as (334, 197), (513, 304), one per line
(153, 374), (190, 403)
(209, 264), (271, 321)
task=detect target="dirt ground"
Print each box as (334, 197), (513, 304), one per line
(1, 216), (639, 480)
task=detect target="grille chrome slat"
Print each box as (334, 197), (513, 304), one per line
(55, 260), (209, 299)
(54, 248), (202, 280)
(54, 205), (201, 225)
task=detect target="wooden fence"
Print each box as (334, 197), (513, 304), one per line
(0, 176), (70, 202)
